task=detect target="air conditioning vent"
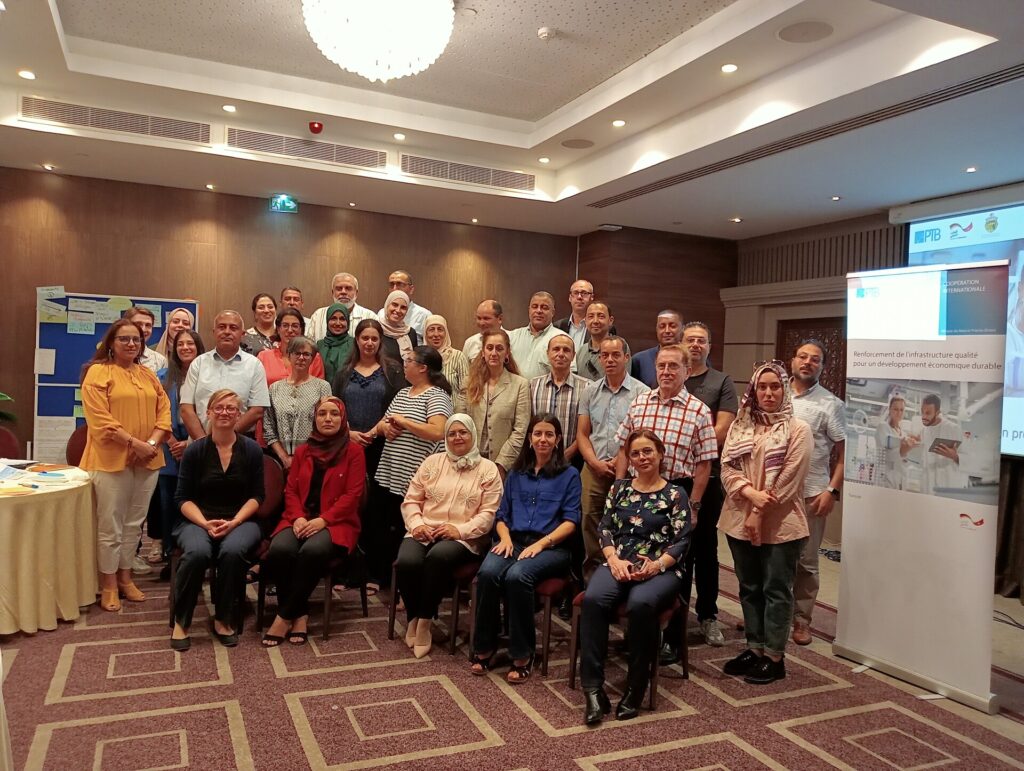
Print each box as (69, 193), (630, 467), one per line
(401, 154), (535, 192)
(227, 128), (386, 169)
(21, 96), (210, 144)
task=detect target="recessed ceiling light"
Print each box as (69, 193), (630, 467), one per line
(471, 218), (479, 223)
(964, 166), (977, 173)
(205, 184), (215, 190)
(831, 195), (841, 201)
(611, 119), (626, 128)
(18, 70), (36, 80)
(348, 202), (356, 207)
(721, 63), (738, 73)
(0, 3), (7, 12)
(42, 164), (56, 171)
(393, 132), (406, 141)
(538, 156), (550, 164)
(729, 217), (743, 223)
(222, 104), (236, 113)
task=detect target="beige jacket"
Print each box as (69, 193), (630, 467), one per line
(455, 370), (531, 471)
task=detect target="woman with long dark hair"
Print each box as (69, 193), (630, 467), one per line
(365, 346), (453, 591)
(469, 413), (581, 683)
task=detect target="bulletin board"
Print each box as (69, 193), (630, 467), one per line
(33, 287), (199, 462)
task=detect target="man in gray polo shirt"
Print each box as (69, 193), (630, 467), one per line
(789, 339), (846, 646)
(180, 310), (270, 438)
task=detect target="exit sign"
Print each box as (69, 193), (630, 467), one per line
(270, 194), (298, 213)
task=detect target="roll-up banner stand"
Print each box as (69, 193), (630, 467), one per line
(834, 259), (1008, 714)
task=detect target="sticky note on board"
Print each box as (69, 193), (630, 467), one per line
(38, 299), (67, 323)
(137, 303), (163, 327)
(108, 296), (133, 311)
(74, 388), (82, 402)
(73, 405), (86, 418)
(36, 285), (65, 300)
(67, 310), (95, 335)
(68, 298), (96, 312)
(94, 303), (121, 323)
(34, 348), (56, 375)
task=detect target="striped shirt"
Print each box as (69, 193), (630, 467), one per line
(615, 387), (718, 479)
(263, 377), (332, 454)
(374, 386), (453, 495)
(529, 372), (590, 450)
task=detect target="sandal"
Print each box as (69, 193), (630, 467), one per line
(287, 631), (309, 646)
(117, 582), (146, 602)
(469, 651), (495, 676)
(261, 634), (285, 648)
(100, 588), (121, 612)
(365, 582), (380, 597)
(245, 568), (259, 584)
(506, 656), (534, 684)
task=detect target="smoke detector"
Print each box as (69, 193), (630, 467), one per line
(537, 26), (556, 41)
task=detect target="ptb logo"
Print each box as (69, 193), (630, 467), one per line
(914, 228), (941, 244)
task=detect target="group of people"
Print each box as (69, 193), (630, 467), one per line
(76, 270), (846, 725)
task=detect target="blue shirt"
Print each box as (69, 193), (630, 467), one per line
(496, 466), (581, 537)
(630, 347), (659, 387)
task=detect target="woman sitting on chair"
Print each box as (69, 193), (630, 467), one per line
(262, 397), (365, 646)
(579, 429), (690, 725)
(396, 413), (503, 658)
(171, 389), (264, 651)
(470, 413), (581, 683)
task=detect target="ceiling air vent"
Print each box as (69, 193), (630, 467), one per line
(21, 96), (210, 144)
(227, 128), (386, 169)
(401, 154), (535, 192)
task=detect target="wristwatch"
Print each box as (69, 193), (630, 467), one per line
(658, 558), (667, 573)
(827, 486), (840, 501)
(691, 501), (702, 512)
(147, 439), (157, 447)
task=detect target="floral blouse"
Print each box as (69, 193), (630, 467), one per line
(598, 480), (690, 578)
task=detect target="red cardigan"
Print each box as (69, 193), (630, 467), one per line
(274, 442), (365, 552)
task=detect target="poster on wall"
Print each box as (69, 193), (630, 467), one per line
(834, 260), (1007, 714)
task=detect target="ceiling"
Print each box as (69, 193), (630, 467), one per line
(0, 0), (1021, 240)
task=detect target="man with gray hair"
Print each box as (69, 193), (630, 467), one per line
(308, 272), (375, 341)
(508, 291), (569, 380)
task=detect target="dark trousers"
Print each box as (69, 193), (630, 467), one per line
(680, 476), (724, 621)
(172, 520), (261, 629)
(154, 475), (178, 558)
(580, 565), (682, 689)
(265, 528), (339, 620)
(727, 535), (807, 656)
(395, 538), (476, 622)
(472, 535), (569, 661)
(362, 482), (405, 586)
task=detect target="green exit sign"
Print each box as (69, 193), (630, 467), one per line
(270, 194), (298, 213)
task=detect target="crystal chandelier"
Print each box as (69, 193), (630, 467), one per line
(302, 0), (455, 84)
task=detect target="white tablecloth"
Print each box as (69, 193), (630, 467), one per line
(0, 482), (97, 634)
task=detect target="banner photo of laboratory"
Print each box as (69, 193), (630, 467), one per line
(845, 377), (1002, 505)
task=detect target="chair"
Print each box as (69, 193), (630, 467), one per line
(387, 559), (480, 655)
(167, 453), (286, 633)
(467, 574), (569, 677)
(567, 593), (688, 711)
(256, 548), (369, 641)
(65, 424), (88, 466)
(0, 426), (20, 459)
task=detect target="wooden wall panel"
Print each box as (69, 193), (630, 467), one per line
(1, 167), (576, 446)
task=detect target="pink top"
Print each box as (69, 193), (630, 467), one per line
(400, 453), (503, 554)
(719, 418), (813, 544)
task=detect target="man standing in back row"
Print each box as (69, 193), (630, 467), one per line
(463, 300), (505, 362)
(308, 272), (375, 342)
(631, 310), (684, 388)
(789, 339), (845, 646)
(509, 291), (566, 380)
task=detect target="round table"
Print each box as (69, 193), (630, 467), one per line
(0, 482), (98, 634)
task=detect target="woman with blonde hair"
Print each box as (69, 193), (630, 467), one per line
(455, 329), (531, 478)
(153, 307), (195, 359)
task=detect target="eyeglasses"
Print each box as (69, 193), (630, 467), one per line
(569, 290), (593, 297)
(628, 447), (657, 459)
(290, 351), (314, 359)
(115, 336), (142, 345)
(211, 405), (240, 415)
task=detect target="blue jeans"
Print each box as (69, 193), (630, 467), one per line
(472, 535), (569, 661)
(727, 535), (807, 656)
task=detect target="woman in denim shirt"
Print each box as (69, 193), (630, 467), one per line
(470, 413), (581, 683)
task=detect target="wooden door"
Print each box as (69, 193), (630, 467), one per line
(775, 317), (846, 399)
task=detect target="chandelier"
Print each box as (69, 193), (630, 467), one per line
(302, 0), (455, 84)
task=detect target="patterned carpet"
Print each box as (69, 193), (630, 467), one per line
(3, 564), (1024, 770)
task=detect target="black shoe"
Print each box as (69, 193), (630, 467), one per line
(744, 656), (785, 685)
(583, 688), (611, 725)
(558, 595), (573, 620)
(658, 642), (679, 666)
(615, 686), (645, 720)
(722, 649), (761, 676)
(169, 635), (191, 651)
(159, 564), (171, 582)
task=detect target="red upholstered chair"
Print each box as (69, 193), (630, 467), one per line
(0, 426), (20, 459)
(567, 592), (688, 711)
(387, 559), (481, 655)
(65, 424), (88, 466)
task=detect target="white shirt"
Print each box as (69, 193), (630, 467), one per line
(378, 300), (432, 339)
(874, 419), (906, 489)
(139, 347), (167, 375)
(180, 348), (271, 427)
(307, 302), (375, 342)
(911, 415), (965, 494)
(508, 324), (570, 380)
(791, 381), (846, 497)
(462, 328), (508, 363)
(565, 316), (588, 351)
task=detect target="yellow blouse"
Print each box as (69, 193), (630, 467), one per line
(80, 362), (172, 472)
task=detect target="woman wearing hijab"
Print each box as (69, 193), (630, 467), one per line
(316, 303), (354, 384)
(875, 390), (915, 489)
(377, 290), (418, 362)
(261, 396), (366, 646)
(153, 307), (195, 359)
(396, 414), (503, 657)
(424, 314), (469, 398)
(718, 361), (812, 685)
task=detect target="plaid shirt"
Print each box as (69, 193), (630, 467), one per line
(530, 372), (589, 450)
(615, 387), (717, 479)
